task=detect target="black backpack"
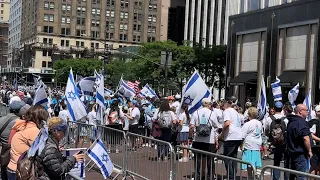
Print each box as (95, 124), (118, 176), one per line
(269, 116), (286, 146)
(195, 111), (213, 137)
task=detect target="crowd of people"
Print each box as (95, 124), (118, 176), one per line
(0, 85), (319, 180)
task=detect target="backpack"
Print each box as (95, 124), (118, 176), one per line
(16, 151), (38, 180)
(0, 114), (18, 168)
(108, 111), (119, 125)
(269, 116), (286, 146)
(152, 121), (162, 138)
(195, 111), (213, 137)
(158, 111), (173, 128)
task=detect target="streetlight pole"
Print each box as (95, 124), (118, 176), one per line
(164, 50), (169, 96)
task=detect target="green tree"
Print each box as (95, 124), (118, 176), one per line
(53, 58), (102, 83)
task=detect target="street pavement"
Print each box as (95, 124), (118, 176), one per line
(82, 144), (276, 180)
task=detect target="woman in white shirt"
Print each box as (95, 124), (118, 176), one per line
(177, 104), (190, 162)
(241, 107), (263, 178)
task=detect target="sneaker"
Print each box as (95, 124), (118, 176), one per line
(116, 149), (119, 154)
(164, 157), (168, 162)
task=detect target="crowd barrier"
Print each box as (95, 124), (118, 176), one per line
(66, 172), (84, 180)
(260, 165), (320, 180)
(175, 145), (257, 180)
(65, 122), (320, 180)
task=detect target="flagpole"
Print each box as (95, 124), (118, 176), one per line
(114, 74), (123, 93)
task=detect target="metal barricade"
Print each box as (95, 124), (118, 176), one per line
(260, 165), (320, 180)
(125, 132), (175, 180)
(175, 145), (257, 180)
(96, 125), (127, 179)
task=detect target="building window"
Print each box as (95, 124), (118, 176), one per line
(44, 2), (55, 9)
(119, 34), (127, 41)
(42, 50), (47, 56)
(133, 35), (141, 42)
(48, 61), (52, 68)
(92, 0), (100, 4)
(148, 36), (155, 42)
(62, 4), (71, 11)
(119, 23), (128, 30)
(43, 38), (53, 44)
(76, 41), (85, 47)
(120, 12), (128, 19)
(42, 61), (47, 68)
(106, 32), (114, 40)
(120, 0), (129, 8)
(134, 13), (142, 21)
(77, 17), (85, 25)
(148, 15), (156, 22)
(0, 10), (3, 14)
(76, 29), (86, 36)
(92, 8), (101, 16)
(91, 20), (100, 27)
(148, 25), (156, 33)
(91, 31), (100, 38)
(133, 24), (141, 31)
(44, 14), (54, 22)
(61, 28), (71, 35)
(61, 17), (71, 24)
(106, 0), (115, 6)
(61, 40), (70, 47)
(43, 26), (54, 33)
(1, 4), (3, 8)
(106, 21), (114, 29)
(106, 10), (115, 18)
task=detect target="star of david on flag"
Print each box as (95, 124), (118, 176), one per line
(68, 91), (77, 101)
(87, 139), (114, 179)
(182, 70), (211, 114)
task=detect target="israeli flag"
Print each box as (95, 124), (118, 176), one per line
(257, 76), (267, 121)
(139, 84), (157, 98)
(65, 69), (87, 121)
(303, 89), (312, 121)
(33, 82), (48, 107)
(271, 77), (282, 101)
(288, 83), (299, 108)
(104, 88), (113, 96)
(94, 70), (102, 87)
(63, 148), (86, 178)
(87, 139), (114, 179)
(96, 75), (105, 122)
(77, 76), (96, 96)
(182, 70), (210, 114)
(118, 78), (136, 98)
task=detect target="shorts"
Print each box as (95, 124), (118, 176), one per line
(177, 132), (189, 142)
(242, 149), (262, 169)
(129, 124), (140, 134)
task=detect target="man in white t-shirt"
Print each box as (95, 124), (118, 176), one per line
(58, 103), (71, 123)
(125, 100), (141, 134)
(190, 98), (219, 179)
(220, 100), (243, 179)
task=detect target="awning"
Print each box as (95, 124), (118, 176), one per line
(278, 71), (306, 86)
(229, 72), (257, 86)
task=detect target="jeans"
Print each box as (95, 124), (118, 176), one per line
(289, 153), (308, 180)
(1, 167), (7, 180)
(156, 128), (171, 158)
(273, 145), (289, 180)
(223, 140), (242, 179)
(7, 168), (16, 180)
(193, 142), (217, 180)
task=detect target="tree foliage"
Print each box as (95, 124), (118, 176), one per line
(53, 59), (102, 83)
(53, 41), (227, 95)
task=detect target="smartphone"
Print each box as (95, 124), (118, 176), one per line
(77, 150), (84, 154)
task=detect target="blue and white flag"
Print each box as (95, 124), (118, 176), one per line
(288, 83), (299, 108)
(13, 78), (18, 90)
(76, 74), (84, 83)
(118, 78), (136, 98)
(104, 88), (113, 96)
(65, 69), (87, 121)
(139, 84), (157, 98)
(63, 148), (86, 178)
(257, 76), (267, 121)
(96, 75), (105, 122)
(182, 70), (210, 114)
(271, 77), (282, 101)
(94, 70), (102, 87)
(303, 89), (312, 121)
(33, 82), (48, 106)
(87, 139), (114, 179)
(77, 76), (96, 96)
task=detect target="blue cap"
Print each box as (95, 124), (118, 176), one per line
(132, 100), (139, 106)
(275, 101), (283, 108)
